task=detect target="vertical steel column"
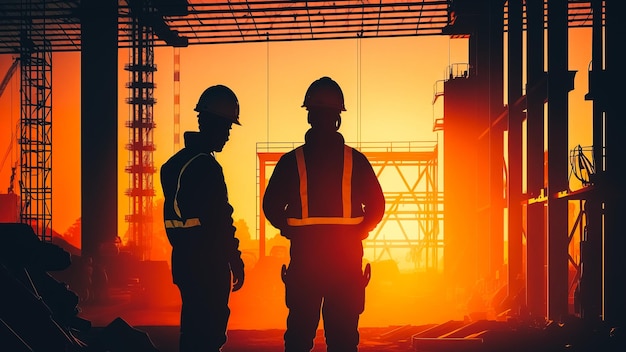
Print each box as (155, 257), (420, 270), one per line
(506, 0), (524, 306)
(471, 0), (506, 292)
(257, 151), (274, 259)
(474, 8), (493, 289)
(603, 0), (626, 328)
(579, 0), (603, 324)
(80, 0), (118, 258)
(546, 0), (570, 321)
(487, 0), (505, 286)
(525, 0), (547, 319)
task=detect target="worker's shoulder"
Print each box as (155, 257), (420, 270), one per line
(278, 147), (300, 161)
(160, 153), (179, 170)
(162, 150), (212, 169)
(347, 146), (376, 167)
(346, 144), (367, 158)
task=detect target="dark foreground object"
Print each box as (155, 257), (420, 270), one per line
(77, 319), (624, 352)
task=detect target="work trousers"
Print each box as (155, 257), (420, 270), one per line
(176, 268), (231, 352)
(283, 260), (366, 352)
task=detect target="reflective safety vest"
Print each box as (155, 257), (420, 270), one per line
(164, 153), (208, 231)
(286, 145), (364, 226)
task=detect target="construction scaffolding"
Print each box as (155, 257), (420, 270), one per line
(257, 141), (443, 272)
(19, 38), (53, 242)
(124, 11), (157, 261)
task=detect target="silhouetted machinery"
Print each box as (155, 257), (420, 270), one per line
(1, 222), (89, 350)
(0, 223), (161, 351)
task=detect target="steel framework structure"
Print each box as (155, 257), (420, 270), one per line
(2, 0), (618, 325)
(19, 44), (53, 243)
(0, 1), (596, 54)
(362, 142), (442, 272)
(0, 1), (597, 245)
(16, 2), (53, 242)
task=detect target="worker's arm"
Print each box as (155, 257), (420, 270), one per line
(354, 151), (385, 239)
(262, 152), (298, 236)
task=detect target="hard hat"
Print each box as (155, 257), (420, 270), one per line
(194, 84), (241, 125)
(301, 76), (346, 111)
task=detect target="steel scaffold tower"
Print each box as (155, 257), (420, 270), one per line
(257, 141), (443, 271)
(124, 10), (157, 261)
(18, 2), (53, 242)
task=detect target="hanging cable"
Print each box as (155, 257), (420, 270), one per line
(356, 36), (362, 147)
(173, 47), (181, 153)
(266, 33), (270, 150)
(569, 145), (595, 186)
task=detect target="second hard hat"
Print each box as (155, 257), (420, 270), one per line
(301, 76), (346, 111)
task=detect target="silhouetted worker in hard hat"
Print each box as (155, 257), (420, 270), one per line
(263, 76), (385, 352)
(160, 84), (245, 352)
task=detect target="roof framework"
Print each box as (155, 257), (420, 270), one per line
(0, 0), (596, 54)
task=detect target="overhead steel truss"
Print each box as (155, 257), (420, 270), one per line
(0, 1), (597, 54)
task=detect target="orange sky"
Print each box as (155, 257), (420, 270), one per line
(0, 28), (591, 250)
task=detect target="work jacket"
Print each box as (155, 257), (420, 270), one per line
(263, 128), (385, 261)
(160, 132), (243, 284)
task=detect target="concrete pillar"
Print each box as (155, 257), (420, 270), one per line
(525, 0), (547, 319)
(80, 0), (118, 259)
(546, 0), (570, 321)
(603, 0), (626, 328)
(506, 0), (524, 308)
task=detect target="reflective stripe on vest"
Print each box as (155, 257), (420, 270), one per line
(164, 218), (201, 229)
(287, 145), (364, 226)
(164, 152), (209, 229)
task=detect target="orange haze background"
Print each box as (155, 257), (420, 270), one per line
(0, 29), (592, 328)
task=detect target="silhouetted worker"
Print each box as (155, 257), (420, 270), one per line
(160, 84), (245, 352)
(263, 76), (385, 352)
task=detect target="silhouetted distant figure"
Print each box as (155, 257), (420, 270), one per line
(263, 76), (385, 352)
(160, 85), (245, 352)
